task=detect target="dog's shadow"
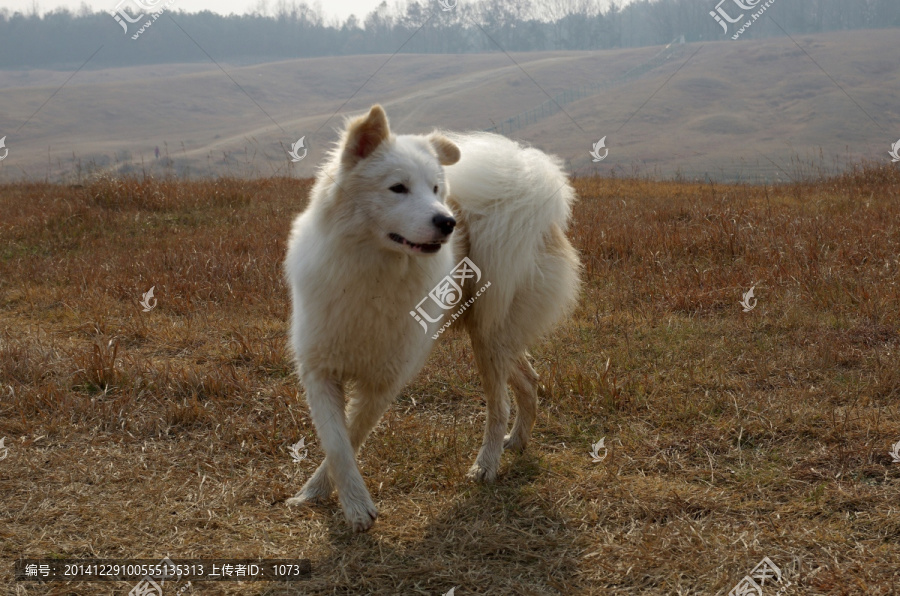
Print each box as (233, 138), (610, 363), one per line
(299, 452), (583, 594)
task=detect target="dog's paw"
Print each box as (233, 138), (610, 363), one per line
(286, 479), (335, 507)
(285, 487), (327, 508)
(503, 432), (527, 452)
(466, 461), (498, 483)
(342, 496), (378, 532)
(285, 495), (310, 507)
(287, 468), (335, 507)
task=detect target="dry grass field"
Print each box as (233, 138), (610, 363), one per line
(1, 166), (899, 594)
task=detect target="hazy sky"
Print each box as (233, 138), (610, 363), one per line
(3, 0), (397, 22)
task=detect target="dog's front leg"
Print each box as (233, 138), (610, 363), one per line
(290, 372), (377, 532)
(288, 385), (398, 508)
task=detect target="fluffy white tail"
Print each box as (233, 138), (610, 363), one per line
(445, 132), (580, 341)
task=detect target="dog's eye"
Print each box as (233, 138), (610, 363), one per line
(389, 184), (409, 194)
(433, 185), (439, 194)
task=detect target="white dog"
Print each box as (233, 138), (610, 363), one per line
(284, 105), (580, 531)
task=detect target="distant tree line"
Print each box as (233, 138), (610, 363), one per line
(0, 0), (898, 69)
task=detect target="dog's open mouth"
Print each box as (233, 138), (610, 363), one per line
(388, 233), (443, 254)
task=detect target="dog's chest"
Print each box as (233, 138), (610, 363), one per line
(311, 267), (438, 380)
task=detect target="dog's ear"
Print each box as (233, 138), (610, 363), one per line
(428, 133), (460, 166)
(342, 105), (391, 167)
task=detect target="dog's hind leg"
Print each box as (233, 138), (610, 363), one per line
(504, 353), (539, 452)
(467, 338), (512, 483)
(291, 458), (334, 504)
(346, 385), (397, 452)
(285, 372), (378, 532)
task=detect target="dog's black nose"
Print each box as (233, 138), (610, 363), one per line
(433, 214), (456, 236)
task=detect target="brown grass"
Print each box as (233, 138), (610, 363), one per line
(1, 166), (899, 594)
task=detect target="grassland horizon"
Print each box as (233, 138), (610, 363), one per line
(2, 28), (898, 187)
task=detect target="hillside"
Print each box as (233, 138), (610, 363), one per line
(0, 29), (897, 182)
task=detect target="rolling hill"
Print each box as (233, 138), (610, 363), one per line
(0, 28), (897, 182)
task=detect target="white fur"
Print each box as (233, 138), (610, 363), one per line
(444, 131), (579, 339)
(284, 106), (580, 532)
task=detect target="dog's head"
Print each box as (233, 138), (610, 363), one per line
(334, 105), (460, 256)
